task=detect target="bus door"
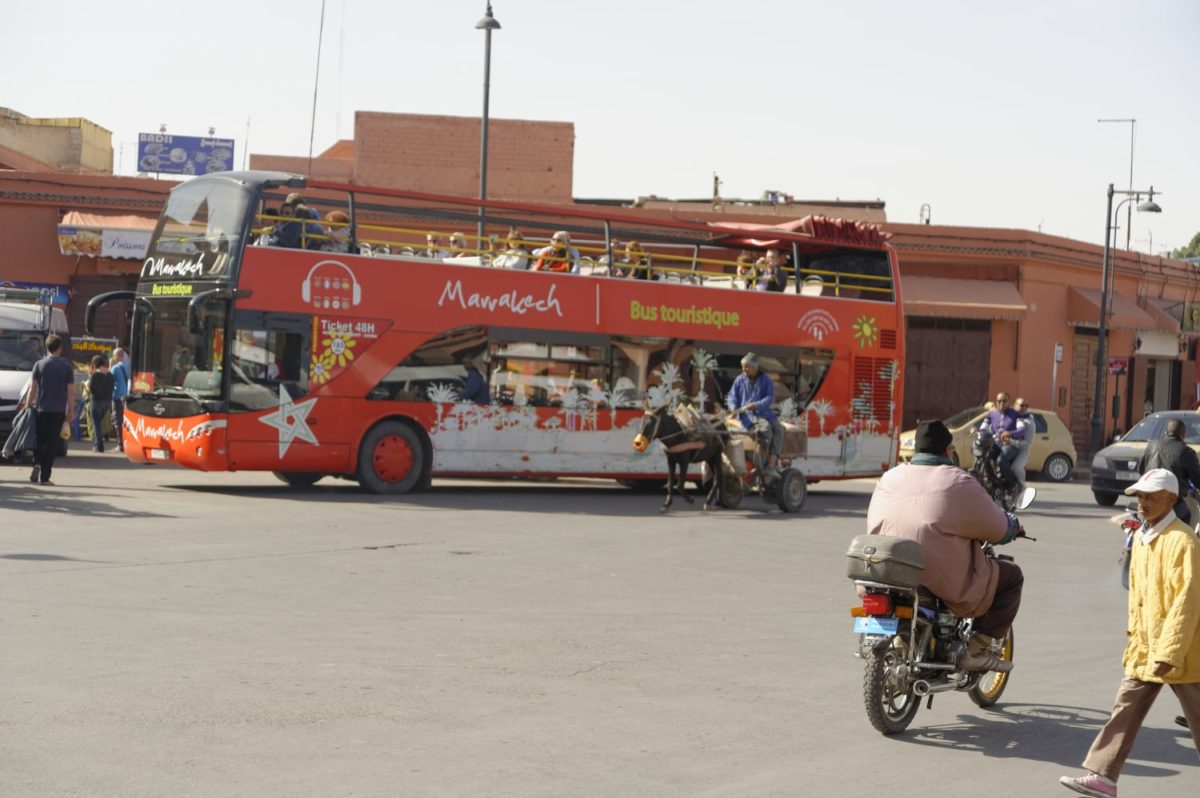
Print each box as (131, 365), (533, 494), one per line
(225, 310), (349, 473)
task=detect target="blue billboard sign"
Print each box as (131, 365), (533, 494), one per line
(137, 133), (236, 176)
(0, 280), (70, 305)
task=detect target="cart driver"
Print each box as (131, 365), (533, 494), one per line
(727, 352), (783, 474)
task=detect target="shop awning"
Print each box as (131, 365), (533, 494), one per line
(1067, 287), (1157, 330)
(57, 211), (157, 259)
(900, 276), (1027, 320)
(1142, 297), (1184, 333)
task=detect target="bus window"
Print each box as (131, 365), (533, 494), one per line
(699, 344), (833, 416)
(129, 301), (226, 398)
(229, 311), (311, 411)
(802, 249), (893, 302)
(369, 326), (488, 403)
(489, 333), (607, 407)
(610, 336), (672, 407)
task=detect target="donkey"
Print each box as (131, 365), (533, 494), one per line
(632, 405), (727, 513)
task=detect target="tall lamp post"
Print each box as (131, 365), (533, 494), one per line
(1089, 183), (1162, 457)
(476, 2), (501, 248)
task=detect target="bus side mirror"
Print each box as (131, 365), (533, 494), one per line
(85, 291), (136, 335)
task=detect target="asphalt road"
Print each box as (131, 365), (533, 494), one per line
(2, 449), (1197, 797)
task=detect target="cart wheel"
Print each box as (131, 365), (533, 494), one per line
(775, 468), (807, 512)
(719, 469), (744, 509)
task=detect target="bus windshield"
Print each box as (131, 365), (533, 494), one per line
(141, 179), (251, 283)
(129, 299), (226, 400)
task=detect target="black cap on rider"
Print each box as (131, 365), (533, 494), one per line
(915, 420), (953, 454)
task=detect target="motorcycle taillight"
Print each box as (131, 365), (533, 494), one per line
(861, 593), (893, 616)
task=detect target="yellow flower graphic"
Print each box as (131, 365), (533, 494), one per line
(852, 315), (879, 349)
(309, 358), (332, 385)
(320, 329), (357, 368)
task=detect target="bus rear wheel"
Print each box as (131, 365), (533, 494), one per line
(358, 421), (426, 494)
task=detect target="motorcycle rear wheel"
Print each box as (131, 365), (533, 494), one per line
(968, 627), (1014, 708)
(863, 638), (920, 735)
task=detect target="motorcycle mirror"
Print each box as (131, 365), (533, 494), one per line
(1014, 486), (1036, 511)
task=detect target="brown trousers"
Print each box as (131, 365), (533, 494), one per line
(1083, 677), (1200, 780)
(973, 559), (1023, 639)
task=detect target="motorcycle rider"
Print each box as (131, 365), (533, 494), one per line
(867, 419), (1023, 673)
(980, 392), (1026, 495)
(1010, 398), (1033, 494)
(727, 352), (783, 475)
(1136, 419), (1200, 525)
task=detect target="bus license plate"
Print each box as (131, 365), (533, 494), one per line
(148, 449), (171, 461)
(854, 617), (899, 635)
(1116, 470), (1138, 480)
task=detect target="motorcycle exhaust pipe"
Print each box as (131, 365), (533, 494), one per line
(912, 678), (962, 696)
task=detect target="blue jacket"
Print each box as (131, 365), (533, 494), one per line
(727, 372), (777, 429)
(111, 360), (130, 400)
(460, 368), (489, 404)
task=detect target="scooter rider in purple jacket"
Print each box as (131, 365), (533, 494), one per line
(980, 392), (1025, 494)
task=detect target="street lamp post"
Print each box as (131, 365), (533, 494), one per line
(476, 2), (501, 248)
(1098, 118), (1136, 249)
(1089, 183), (1162, 457)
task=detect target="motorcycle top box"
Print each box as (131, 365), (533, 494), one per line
(845, 534), (924, 588)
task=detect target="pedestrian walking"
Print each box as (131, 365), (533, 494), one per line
(25, 334), (74, 485)
(1059, 468), (1200, 797)
(86, 355), (114, 452)
(110, 347), (129, 452)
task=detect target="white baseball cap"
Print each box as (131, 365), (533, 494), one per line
(1124, 468), (1179, 496)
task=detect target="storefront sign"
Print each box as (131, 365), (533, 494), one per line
(1107, 356), (1128, 374)
(137, 133), (235, 176)
(0, 280), (69, 305)
(71, 336), (118, 368)
(1135, 331), (1181, 358)
(57, 224), (153, 259)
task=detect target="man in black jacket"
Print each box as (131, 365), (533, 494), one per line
(1137, 419), (1200, 524)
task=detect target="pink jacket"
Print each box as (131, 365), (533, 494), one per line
(867, 462), (1010, 618)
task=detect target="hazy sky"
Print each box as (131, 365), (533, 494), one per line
(5, 0), (1198, 252)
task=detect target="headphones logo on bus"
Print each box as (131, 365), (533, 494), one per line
(301, 260), (362, 310)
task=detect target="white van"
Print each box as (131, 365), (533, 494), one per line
(0, 289), (71, 440)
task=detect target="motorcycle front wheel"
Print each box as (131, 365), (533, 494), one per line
(863, 637), (920, 735)
(968, 626), (1014, 708)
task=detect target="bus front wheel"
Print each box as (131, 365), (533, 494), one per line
(358, 421), (426, 494)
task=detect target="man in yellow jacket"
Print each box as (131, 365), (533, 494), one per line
(1061, 468), (1200, 797)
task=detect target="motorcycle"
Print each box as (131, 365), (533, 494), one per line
(847, 527), (1034, 735)
(970, 426), (1035, 512)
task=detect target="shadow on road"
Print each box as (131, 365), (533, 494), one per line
(899, 702), (1197, 777)
(0, 482), (174, 519)
(162, 479), (874, 519)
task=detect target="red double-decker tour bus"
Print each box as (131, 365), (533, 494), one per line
(87, 171), (904, 495)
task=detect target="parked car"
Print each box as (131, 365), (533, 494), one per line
(898, 405), (1076, 482)
(1090, 410), (1200, 505)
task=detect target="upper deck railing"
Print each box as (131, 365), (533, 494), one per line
(146, 172), (897, 301)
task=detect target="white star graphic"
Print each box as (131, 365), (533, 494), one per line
(257, 384), (319, 458)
